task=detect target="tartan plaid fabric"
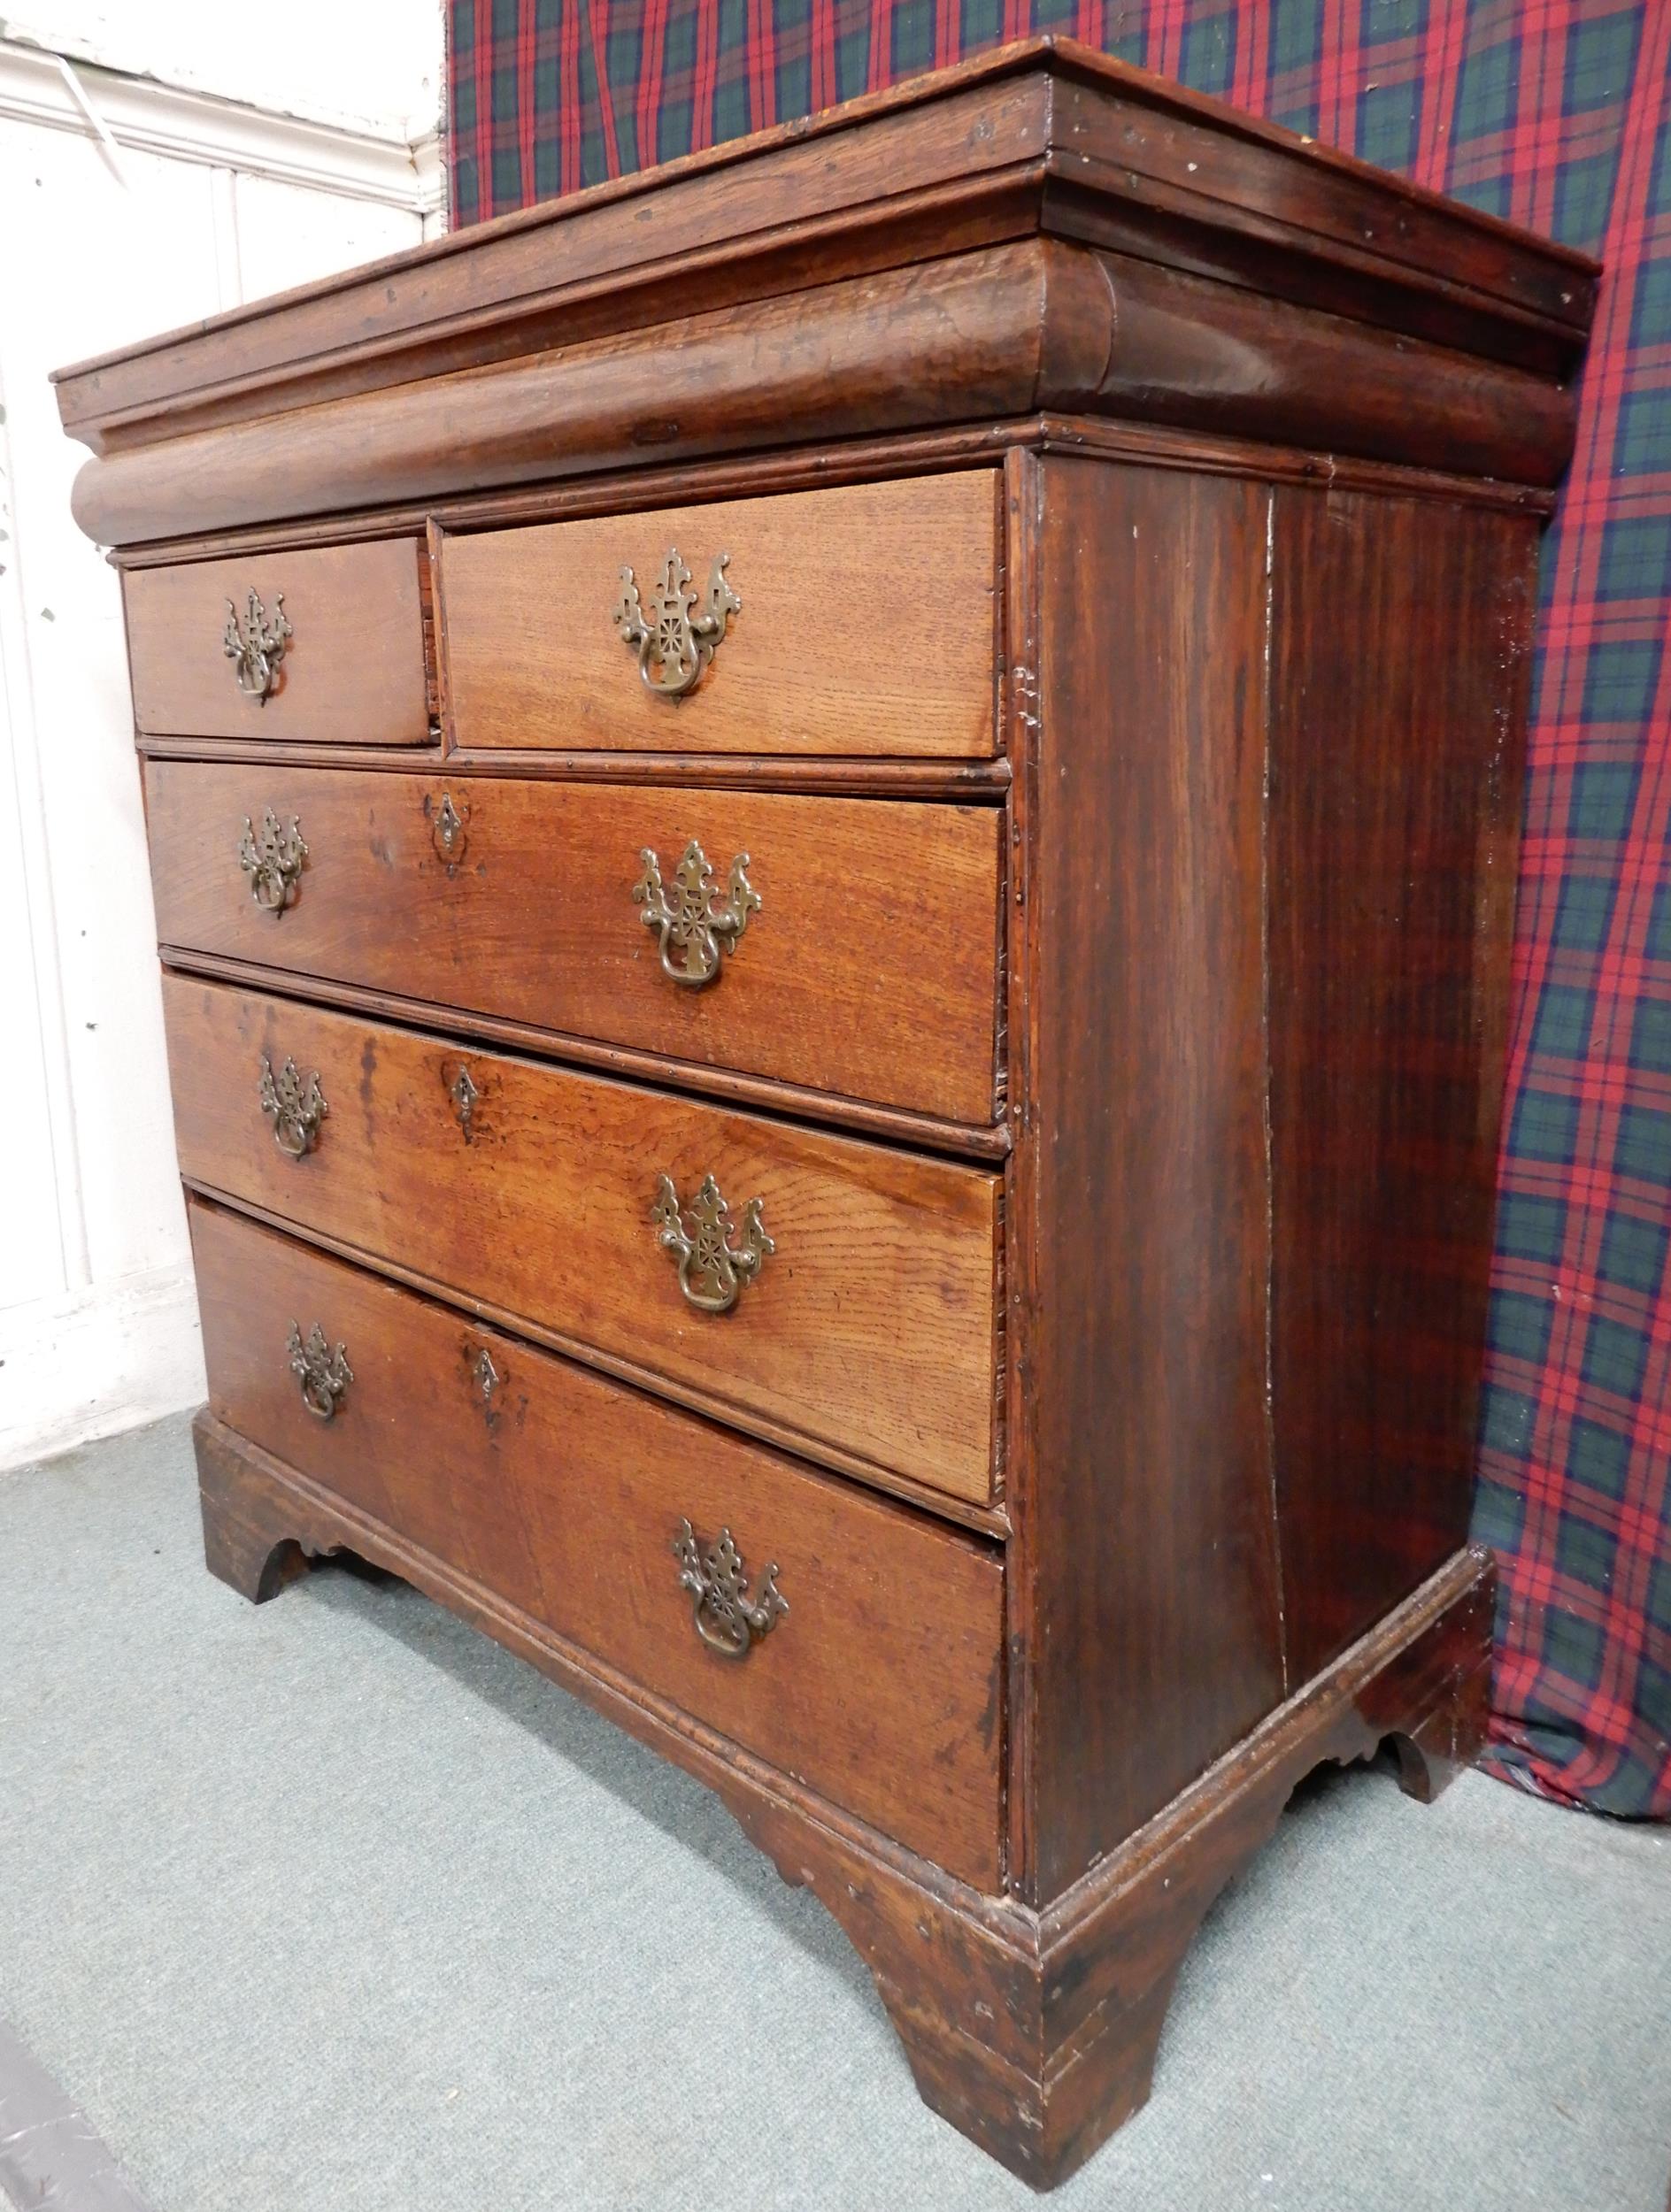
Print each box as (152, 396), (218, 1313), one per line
(446, 1), (1671, 1819)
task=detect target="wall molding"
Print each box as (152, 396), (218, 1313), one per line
(0, 39), (441, 214)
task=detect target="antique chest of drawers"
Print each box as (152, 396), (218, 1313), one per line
(56, 40), (1595, 2187)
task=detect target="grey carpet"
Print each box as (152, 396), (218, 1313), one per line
(0, 1413), (1666, 2212)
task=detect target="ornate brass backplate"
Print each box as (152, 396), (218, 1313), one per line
(651, 1173), (774, 1314)
(223, 587), (292, 703)
(287, 1320), (352, 1421)
(612, 549), (739, 697)
(633, 840), (760, 987)
(673, 1518), (787, 1660)
(238, 808), (307, 912)
(258, 1055), (327, 1159)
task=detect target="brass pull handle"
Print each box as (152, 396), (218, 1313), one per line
(287, 1320), (351, 1421)
(223, 587), (291, 703)
(612, 549), (739, 697)
(238, 808), (306, 913)
(634, 840), (759, 987)
(258, 1055), (327, 1158)
(673, 1519), (787, 1660)
(651, 1173), (773, 1314)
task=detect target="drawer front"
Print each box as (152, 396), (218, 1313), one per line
(190, 1199), (1005, 1889)
(166, 978), (1000, 1504)
(438, 472), (998, 757)
(145, 761), (1003, 1125)
(125, 540), (432, 744)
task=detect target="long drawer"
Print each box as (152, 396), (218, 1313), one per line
(164, 977), (1000, 1506)
(144, 761), (1003, 1125)
(189, 1198), (1005, 1889)
(437, 472), (999, 757)
(125, 540), (433, 744)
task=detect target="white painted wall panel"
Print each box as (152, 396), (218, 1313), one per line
(0, 1), (443, 136)
(0, 6), (443, 1469)
(232, 169), (425, 296)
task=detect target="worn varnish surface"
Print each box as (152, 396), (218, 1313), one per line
(440, 472), (998, 757)
(125, 540), (433, 744)
(1267, 488), (1540, 1679)
(67, 232), (1582, 547)
(144, 760), (1003, 1125)
(189, 1199), (1006, 1888)
(1020, 457), (1286, 1901)
(165, 977), (999, 1503)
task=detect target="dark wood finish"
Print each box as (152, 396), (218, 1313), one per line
(440, 472), (999, 757)
(141, 735), (1010, 797)
(143, 760), (1003, 1125)
(125, 540), (433, 743)
(1018, 456), (1287, 1901)
(165, 976), (1000, 1503)
(1267, 489), (1541, 1678)
(66, 231), (1580, 547)
(194, 1396), (1490, 2188)
(108, 413), (1553, 578)
(54, 39), (1590, 461)
(61, 45), (1590, 2191)
(189, 1200), (1005, 1887)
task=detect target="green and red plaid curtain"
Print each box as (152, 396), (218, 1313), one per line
(447, 0), (1671, 1821)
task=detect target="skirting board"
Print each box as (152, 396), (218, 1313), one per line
(0, 1262), (204, 1472)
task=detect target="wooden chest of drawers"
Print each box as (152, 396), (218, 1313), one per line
(56, 40), (1595, 2187)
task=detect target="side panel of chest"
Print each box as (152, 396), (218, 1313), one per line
(1266, 488), (1540, 1679)
(1010, 453), (1536, 1904)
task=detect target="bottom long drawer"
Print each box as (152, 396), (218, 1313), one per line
(189, 1198), (1005, 1890)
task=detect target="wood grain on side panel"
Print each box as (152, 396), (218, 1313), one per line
(1022, 457), (1286, 1901)
(1267, 488), (1538, 1678)
(440, 473), (998, 757)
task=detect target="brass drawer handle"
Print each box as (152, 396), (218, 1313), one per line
(223, 587), (291, 703)
(651, 1173), (773, 1314)
(287, 1320), (352, 1421)
(258, 1056), (327, 1159)
(634, 839), (759, 987)
(673, 1519), (787, 1660)
(238, 808), (306, 912)
(613, 549), (739, 697)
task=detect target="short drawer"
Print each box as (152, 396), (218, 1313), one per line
(125, 540), (433, 744)
(165, 978), (1000, 1505)
(437, 472), (998, 757)
(189, 1198), (1005, 1889)
(144, 760), (1003, 1125)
